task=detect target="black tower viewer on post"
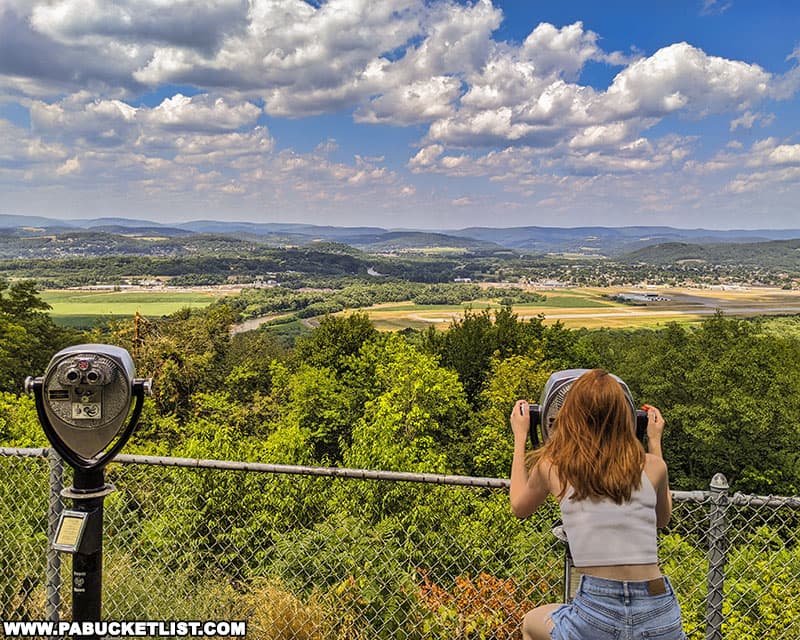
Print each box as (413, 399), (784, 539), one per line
(25, 344), (152, 637)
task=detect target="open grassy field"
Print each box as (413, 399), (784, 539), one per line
(42, 289), (227, 327)
(43, 285), (800, 332)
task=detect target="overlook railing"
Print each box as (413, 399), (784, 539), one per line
(2, 447), (799, 639)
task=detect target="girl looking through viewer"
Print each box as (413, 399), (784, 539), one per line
(509, 369), (685, 640)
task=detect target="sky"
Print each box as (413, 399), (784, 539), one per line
(1, 0), (799, 230)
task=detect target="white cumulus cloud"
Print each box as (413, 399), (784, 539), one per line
(143, 94), (261, 130)
(602, 43), (770, 119)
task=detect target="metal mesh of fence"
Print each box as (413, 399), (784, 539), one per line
(97, 460), (564, 640)
(0, 452), (53, 623)
(718, 492), (800, 639)
(1, 449), (799, 640)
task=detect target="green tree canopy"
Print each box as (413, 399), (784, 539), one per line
(0, 280), (79, 392)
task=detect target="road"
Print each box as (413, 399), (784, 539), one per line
(538, 305), (800, 321)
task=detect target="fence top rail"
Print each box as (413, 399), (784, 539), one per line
(115, 452), (512, 489)
(2, 447), (798, 506)
(0, 446), (50, 458)
(728, 493), (800, 508)
(0, 446), (509, 489)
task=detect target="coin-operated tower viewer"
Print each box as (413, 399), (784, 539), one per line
(26, 344), (152, 632)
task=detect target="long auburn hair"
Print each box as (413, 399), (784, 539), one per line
(530, 369), (645, 503)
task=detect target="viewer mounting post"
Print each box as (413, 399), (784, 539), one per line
(25, 345), (151, 637)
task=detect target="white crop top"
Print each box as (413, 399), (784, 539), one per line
(559, 471), (658, 567)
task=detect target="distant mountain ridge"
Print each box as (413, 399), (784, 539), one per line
(179, 220), (387, 238)
(446, 225), (800, 254)
(0, 214), (798, 257)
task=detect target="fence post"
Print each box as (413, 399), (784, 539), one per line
(45, 448), (63, 623)
(705, 473), (729, 640)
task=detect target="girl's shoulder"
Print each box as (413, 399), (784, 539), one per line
(535, 456), (565, 498)
(644, 453), (668, 489)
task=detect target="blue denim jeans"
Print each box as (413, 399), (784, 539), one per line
(550, 575), (686, 640)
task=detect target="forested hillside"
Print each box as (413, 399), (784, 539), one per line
(1, 220), (799, 289)
(621, 238), (800, 269)
(0, 249), (479, 288)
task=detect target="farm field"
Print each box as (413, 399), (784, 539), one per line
(363, 286), (800, 331)
(41, 285), (800, 332)
(41, 288), (228, 327)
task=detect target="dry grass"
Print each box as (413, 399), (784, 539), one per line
(237, 578), (327, 640)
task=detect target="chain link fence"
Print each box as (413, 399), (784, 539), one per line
(2, 448), (799, 639)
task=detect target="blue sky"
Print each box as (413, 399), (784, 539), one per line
(1, 0), (798, 230)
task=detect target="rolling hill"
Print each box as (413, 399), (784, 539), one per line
(619, 239), (800, 269)
(0, 214), (798, 258)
